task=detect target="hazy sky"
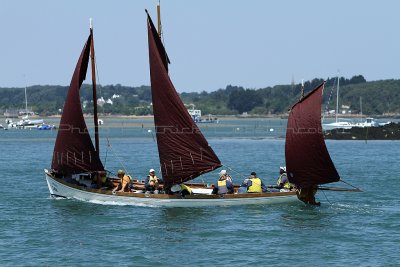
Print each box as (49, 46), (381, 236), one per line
(1, 0), (399, 92)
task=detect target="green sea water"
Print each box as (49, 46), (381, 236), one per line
(0, 118), (399, 266)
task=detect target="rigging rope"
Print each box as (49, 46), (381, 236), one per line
(222, 164), (247, 180)
(320, 189), (332, 205)
(94, 54), (105, 114)
(103, 137), (110, 168)
(340, 179), (362, 191)
(321, 78), (337, 123)
(105, 137), (131, 177)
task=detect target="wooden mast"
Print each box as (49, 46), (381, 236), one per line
(300, 79), (305, 100)
(157, 1), (162, 37)
(89, 18), (100, 156)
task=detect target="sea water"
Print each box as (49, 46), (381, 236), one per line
(0, 118), (399, 266)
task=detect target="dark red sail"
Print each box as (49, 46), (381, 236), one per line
(146, 13), (221, 187)
(285, 82), (340, 188)
(51, 33), (104, 174)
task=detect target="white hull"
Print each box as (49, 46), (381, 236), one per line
(45, 170), (298, 208)
(323, 121), (354, 130)
(323, 118), (381, 130)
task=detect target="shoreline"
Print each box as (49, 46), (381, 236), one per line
(2, 114), (400, 121)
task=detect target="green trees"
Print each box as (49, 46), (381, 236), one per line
(227, 88), (263, 113)
(0, 75), (399, 116)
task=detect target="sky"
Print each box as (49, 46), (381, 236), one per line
(1, 0), (399, 92)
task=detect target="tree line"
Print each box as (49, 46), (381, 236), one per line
(1, 75), (399, 116)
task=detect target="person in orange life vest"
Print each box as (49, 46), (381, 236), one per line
(212, 169), (234, 194)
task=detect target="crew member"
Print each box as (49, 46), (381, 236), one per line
(242, 172), (268, 193)
(113, 169), (131, 193)
(212, 170), (234, 194)
(276, 166), (293, 190)
(145, 169), (160, 193)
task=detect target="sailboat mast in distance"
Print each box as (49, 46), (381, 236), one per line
(336, 73), (339, 123)
(89, 18), (100, 156)
(24, 86), (28, 115)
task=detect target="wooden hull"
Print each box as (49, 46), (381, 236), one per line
(44, 170), (299, 207)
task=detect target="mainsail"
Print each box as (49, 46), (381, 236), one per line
(285, 82), (340, 188)
(146, 12), (222, 187)
(51, 33), (104, 174)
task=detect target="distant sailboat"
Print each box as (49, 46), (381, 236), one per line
(6, 87), (48, 129)
(322, 75), (353, 130)
(323, 77), (382, 130)
(44, 10), (298, 207)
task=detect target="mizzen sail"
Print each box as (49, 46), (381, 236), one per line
(285, 82), (340, 188)
(146, 12), (221, 187)
(51, 33), (104, 174)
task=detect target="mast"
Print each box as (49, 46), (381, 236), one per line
(51, 31), (104, 174)
(157, 1), (162, 37)
(146, 10), (221, 187)
(24, 86), (28, 116)
(300, 79), (304, 100)
(89, 18), (100, 156)
(336, 73), (339, 123)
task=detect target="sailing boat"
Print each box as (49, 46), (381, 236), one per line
(44, 12), (298, 207)
(6, 87), (48, 129)
(322, 75), (354, 130)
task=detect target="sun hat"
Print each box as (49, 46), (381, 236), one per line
(219, 170), (227, 176)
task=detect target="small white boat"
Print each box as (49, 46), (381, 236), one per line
(353, 117), (378, 128)
(324, 117), (381, 130)
(323, 121), (354, 130)
(322, 74), (354, 130)
(188, 105), (219, 123)
(5, 87), (49, 129)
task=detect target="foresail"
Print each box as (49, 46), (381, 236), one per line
(285, 82), (340, 188)
(51, 33), (104, 174)
(147, 13), (221, 187)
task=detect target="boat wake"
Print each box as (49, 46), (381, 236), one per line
(86, 199), (158, 208)
(328, 202), (376, 214)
